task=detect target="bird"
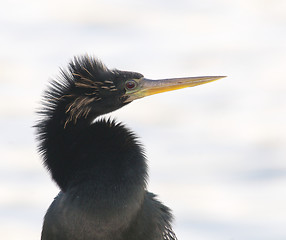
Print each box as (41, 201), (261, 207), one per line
(35, 55), (224, 240)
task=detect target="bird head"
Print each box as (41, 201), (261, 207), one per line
(58, 56), (224, 126)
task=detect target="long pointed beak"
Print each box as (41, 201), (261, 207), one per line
(126, 76), (226, 102)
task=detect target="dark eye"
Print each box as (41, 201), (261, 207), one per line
(125, 80), (137, 90)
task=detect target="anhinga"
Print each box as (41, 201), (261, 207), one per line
(36, 55), (224, 240)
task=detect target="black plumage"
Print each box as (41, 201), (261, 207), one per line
(36, 55), (223, 240)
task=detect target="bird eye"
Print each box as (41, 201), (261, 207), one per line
(125, 80), (137, 90)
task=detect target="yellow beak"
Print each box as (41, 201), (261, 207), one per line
(125, 76), (226, 102)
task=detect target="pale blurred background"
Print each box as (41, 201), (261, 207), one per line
(1, 0), (286, 239)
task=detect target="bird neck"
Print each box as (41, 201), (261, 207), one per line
(37, 96), (147, 197)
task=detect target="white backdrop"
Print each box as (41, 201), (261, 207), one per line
(1, 0), (286, 239)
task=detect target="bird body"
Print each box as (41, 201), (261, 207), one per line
(36, 56), (223, 240)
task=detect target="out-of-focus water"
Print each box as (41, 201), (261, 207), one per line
(1, 0), (286, 239)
